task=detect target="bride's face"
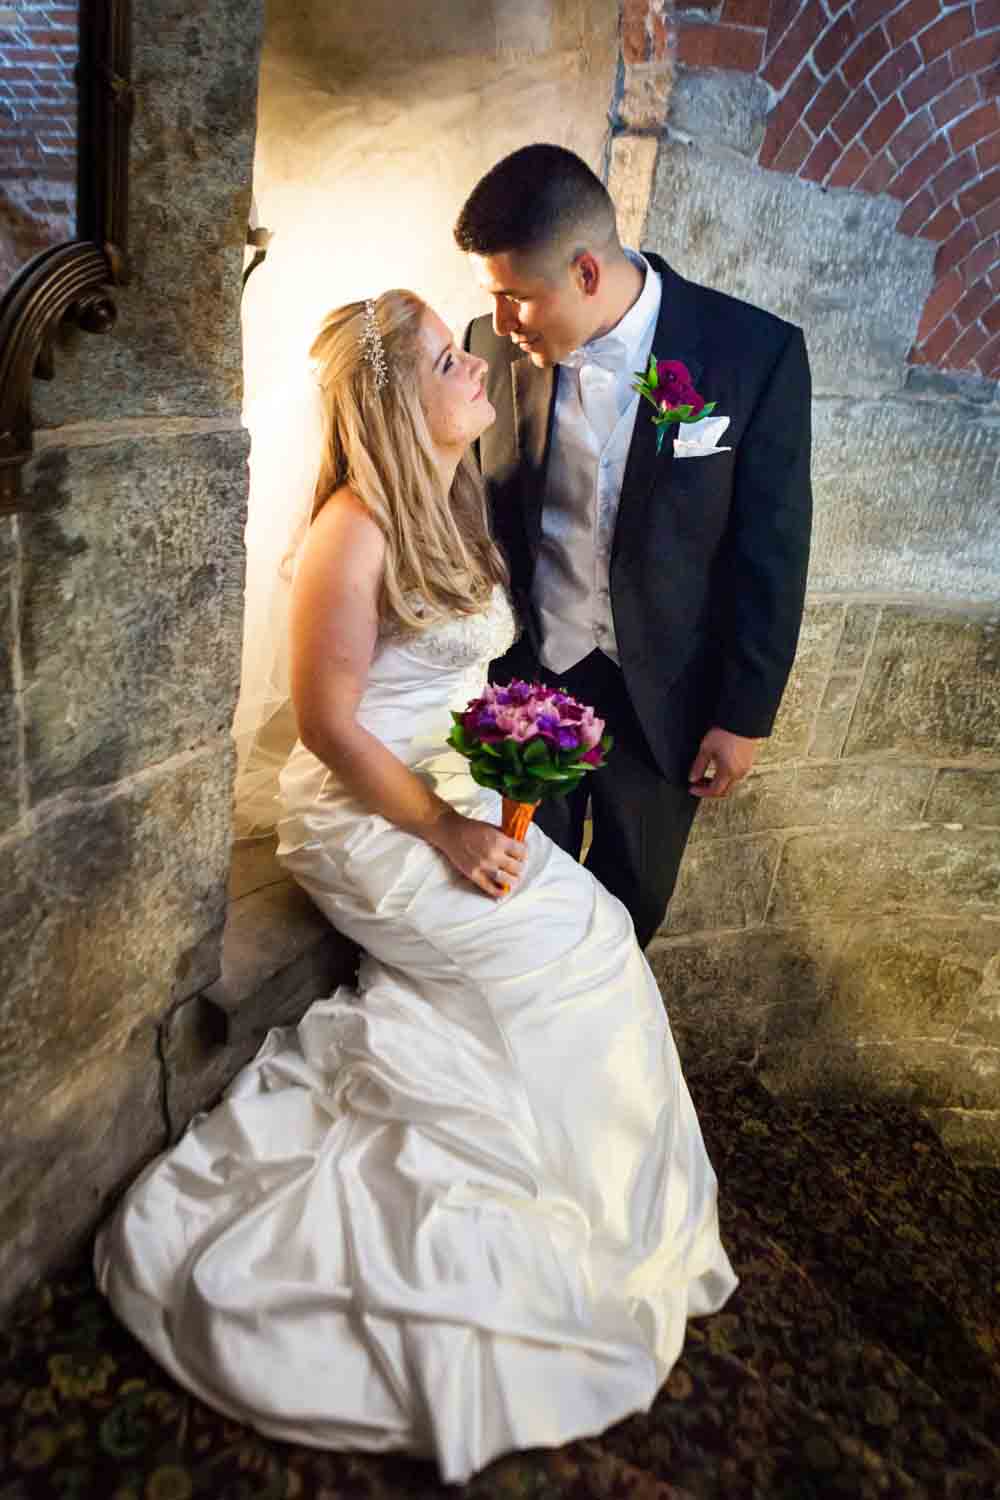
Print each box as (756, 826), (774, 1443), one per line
(417, 308), (495, 456)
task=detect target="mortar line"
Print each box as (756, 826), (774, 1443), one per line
(8, 515), (29, 819)
(838, 602), (884, 757)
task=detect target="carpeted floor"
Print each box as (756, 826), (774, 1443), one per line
(2, 1066), (998, 1500)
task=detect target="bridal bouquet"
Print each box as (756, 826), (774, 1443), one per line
(447, 680), (612, 842)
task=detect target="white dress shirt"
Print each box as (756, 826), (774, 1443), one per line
(533, 250), (662, 673)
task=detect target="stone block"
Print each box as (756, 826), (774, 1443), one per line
(844, 605), (1000, 759)
(920, 1107), (1000, 1167)
(826, 918), (1000, 1045)
(0, 525), (22, 834)
(757, 603), (843, 765)
(31, 0), (263, 426)
(810, 404), (1000, 600)
(761, 1039), (1000, 1112)
(664, 833), (782, 935)
(0, 743), (231, 1120)
(19, 431), (248, 805)
(691, 762), (933, 843)
(808, 673), (858, 760)
(0, 1023), (164, 1319)
(646, 141), (934, 398)
(926, 769), (1000, 827)
(668, 68), (770, 156)
(769, 829), (1000, 924)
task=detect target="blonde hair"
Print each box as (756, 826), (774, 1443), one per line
(308, 290), (507, 634)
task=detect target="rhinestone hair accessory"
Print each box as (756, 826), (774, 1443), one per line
(359, 298), (389, 393)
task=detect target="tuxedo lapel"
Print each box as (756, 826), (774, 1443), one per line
(512, 355), (556, 552)
(613, 256), (703, 563)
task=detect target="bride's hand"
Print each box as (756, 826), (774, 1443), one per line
(428, 810), (527, 899)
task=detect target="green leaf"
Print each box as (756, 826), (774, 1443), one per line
(470, 763), (502, 791)
(522, 738), (551, 766)
(647, 352), (658, 383)
(600, 733), (614, 753)
(479, 740), (502, 758)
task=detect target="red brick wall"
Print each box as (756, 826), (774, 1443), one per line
(0, 1), (77, 285)
(657, 0), (1000, 381)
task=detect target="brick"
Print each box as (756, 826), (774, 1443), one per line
(765, 0), (804, 58)
(918, 311), (961, 360)
(951, 101), (1000, 152)
(676, 21), (765, 69)
(933, 79), (983, 132)
(763, 2), (825, 91)
(928, 148), (980, 204)
(954, 279), (994, 324)
(864, 95), (906, 154)
(801, 129), (841, 182)
(946, 322), (990, 366)
(760, 61), (820, 167)
(961, 233), (1000, 283)
(622, 0), (649, 64)
(886, 0), (943, 50)
(903, 53), (954, 112)
(841, 25), (892, 90)
(771, 120), (815, 172)
(958, 163), (1000, 213)
(922, 201), (963, 240)
(935, 218), (979, 273)
(851, 0), (903, 37)
(916, 266), (965, 333)
(974, 194), (1000, 236)
(805, 71), (850, 136)
(858, 150), (898, 193)
(722, 0), (771, 25)
(897, 186), (937, 235)
(977, 130), (1000, 170)
(828, 140), (871, 187)
(975, 0), (1000, 29)
(886, 133), (949, 199)
(952, 33), (1000, 82)
(870, 39), (922, 100)
(831, 83), (879, 145)
(887, 106), (935, 169)
(814, 10), (858, 75)
(920, 8), (976, 65)
(979, 330), (1000, 375)
(984, 299), (1000, 332)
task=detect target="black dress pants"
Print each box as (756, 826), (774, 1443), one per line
(493, 646), (699, 949)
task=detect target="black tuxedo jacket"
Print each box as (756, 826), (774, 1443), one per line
(465, 251), (812, 783)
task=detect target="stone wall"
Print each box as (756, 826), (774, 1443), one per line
(0, 0), (264, 1314)
(616, 3), (1000, 1159)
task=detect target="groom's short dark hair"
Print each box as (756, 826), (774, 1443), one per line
(454, 144), (617, 261)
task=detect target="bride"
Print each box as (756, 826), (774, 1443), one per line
(95, 290), (737, 1485)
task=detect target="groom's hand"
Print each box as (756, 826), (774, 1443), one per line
(688, 728), (758, 799)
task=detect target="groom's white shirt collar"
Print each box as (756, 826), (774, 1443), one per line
(559, 250), (661, 388)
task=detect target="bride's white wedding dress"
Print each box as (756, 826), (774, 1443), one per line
(95, 585), (737, 1484)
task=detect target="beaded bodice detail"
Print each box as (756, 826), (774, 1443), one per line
(380, 586), (517, 674)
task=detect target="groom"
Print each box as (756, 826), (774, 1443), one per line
(455, 144), (812, 948)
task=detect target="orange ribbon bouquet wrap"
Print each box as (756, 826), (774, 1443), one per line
(447, 680), (613, 868)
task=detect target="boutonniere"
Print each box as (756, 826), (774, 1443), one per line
(631, 357), (716, 455)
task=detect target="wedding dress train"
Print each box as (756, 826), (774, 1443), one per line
(95, 586), (736, 1484)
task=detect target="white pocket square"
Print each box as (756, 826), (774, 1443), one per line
(673, 414), (731, 459)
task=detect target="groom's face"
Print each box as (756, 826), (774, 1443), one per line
(471, 250), (594, 368)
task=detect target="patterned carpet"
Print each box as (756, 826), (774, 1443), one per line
(2, 1066), (998, 1500)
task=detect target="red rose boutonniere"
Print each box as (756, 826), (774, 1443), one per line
(632, 357), (716, 455)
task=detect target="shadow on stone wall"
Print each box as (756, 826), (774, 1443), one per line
(651, 600), (1000, 1162)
